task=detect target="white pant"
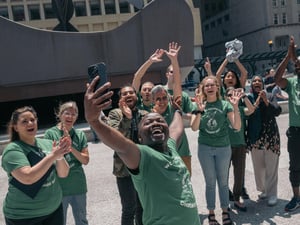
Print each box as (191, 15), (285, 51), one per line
(250, 148), (279, 197)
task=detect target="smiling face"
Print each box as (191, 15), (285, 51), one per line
(138, 113), (169, 150)
(60, 107), (78, 130)
(13, 111), (38, 144)
(201, 76), (220, 101)
(152, 89), (169, 113)
(120, 86), (138, 109)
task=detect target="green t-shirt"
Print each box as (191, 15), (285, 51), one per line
(137, 92), (153, 112)
(132, 139), (200, 225)
(167, 89), (196, 113)
(1, 138), (62, 219)
(162, 104), (191, 156)
(228, 105), (246, 147)
(198, 100), (233, 147)
(285, 76), (300, 127)
(44, 126), (88, 196)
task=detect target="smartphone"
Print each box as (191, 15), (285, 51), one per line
(88, 62), (107, 92)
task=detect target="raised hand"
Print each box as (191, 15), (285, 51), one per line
(227, 89), (242, 107)
(204, 57), (213, 75)
(118, 98), (132, 119)
(84, 76), (113, 123)
(288, 36), (297, 62)
(195, 95), (206, 112)
(149, 49), (164, 63)
(164, 42), (181, 61)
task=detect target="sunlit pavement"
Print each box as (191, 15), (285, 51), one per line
(1, 113), (300, 225)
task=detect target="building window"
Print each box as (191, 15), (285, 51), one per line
(210, 21), (216, 28)
(224, 14), (230, 21)
(298, 13), (300, 22)
(205, 24), (209, 31)
(0, 6), (8, 18)
(298, 0), (300, 4)
(272, 0), (277, 7)
(273, 13), (278, 24)
(12, 5), (25, 21)
(211, 2), (216, 13)
(217, 17), (222, 25)
(90, 0), (101, 15)
(44, 3), (55, 19)
(104, 0), (116, 14)
(280, 0), (286, 6)
(28, 4), (41, 20)
(119, 0), (130, 13)
(74, 1), (87, 17)
(282, 12), (286, 24)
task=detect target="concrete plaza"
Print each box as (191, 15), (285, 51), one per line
(0, 113), (300, 225)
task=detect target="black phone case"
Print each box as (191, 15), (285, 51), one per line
(88, 62), (107, 91)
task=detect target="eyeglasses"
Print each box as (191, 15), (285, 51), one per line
(204, 83), (216, 88)
(63, 111), (77, 117)
(155, 96), (168, 102)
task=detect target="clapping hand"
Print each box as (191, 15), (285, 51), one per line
(119, 98), (132, 119)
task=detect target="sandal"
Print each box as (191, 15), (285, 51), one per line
(222, 212), (233, 225)
(208, 214), (220, 225)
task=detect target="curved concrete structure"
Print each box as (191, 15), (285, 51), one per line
(0, 0), (194, 102)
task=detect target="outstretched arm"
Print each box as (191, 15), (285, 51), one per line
(204, 57), (214, 76)
(275, 36), (296, 89)
(165, 42), (182, 106)
(234, 59), (248, 88)
(169, 111), (184, 145)
(132, 49), (164, 92)
(84, 78), (140, 169)
(216, 58), (228, 87)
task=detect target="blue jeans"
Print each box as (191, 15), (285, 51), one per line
(116, 176), (143, 225)
(62, 194), (88, 225)
(198, 144), (231, 210)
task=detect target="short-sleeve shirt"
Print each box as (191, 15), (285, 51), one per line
(285, 76), (300, 127)
(228, 105), (246, 147)
(131, 139), (200, 225)
(162, 104), (191, 156)
(1, 138), (62, 219)
(198, 100), (233, 147)
(44, 126), (88, 196)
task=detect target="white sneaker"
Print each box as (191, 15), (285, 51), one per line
(258, 192), (267, 199)
(268, 196), (278, 206)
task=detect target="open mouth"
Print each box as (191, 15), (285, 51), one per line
(27, 127), (35, 132)
(125, 98), (133, 104)
(150, 126), (165, 140)
(253, 85), (261, 91)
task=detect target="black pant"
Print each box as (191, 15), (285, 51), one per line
(231, 146), (247, 201)
(116, 176), (143, 225)
(287, 126), (300, 187)
(5, 204), (63, 225)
